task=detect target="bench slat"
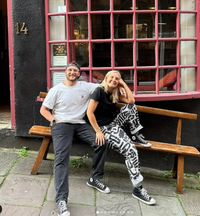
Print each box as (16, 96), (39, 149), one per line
(29, 126), (200, 157)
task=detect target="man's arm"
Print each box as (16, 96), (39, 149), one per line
(40, 105), (55, 123)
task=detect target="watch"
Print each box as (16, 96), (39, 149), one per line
(51, 119), (56, 127)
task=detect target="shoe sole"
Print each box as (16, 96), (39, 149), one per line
(58, 211), (70, 216)
(132, 193), (156, 205)
(86, 181), (110, 194)
(135, 142), (152, 148)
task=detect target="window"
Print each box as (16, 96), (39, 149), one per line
(46, 0), (200, 101)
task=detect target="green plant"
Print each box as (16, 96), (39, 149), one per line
(20, 147), (28, 157)
(163, 170), (173, 178)
(196, 172), (200, 179)
(69, 157), (85, 168)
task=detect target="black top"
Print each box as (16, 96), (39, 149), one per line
(89, 87), (117, 126)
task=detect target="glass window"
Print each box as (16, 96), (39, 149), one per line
(46, 0), (199, 101)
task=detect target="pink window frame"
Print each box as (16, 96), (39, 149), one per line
(44, 0), (200, 101)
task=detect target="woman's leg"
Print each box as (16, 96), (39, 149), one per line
(113, 104), (151, 147)
(101, 123), (143, 188)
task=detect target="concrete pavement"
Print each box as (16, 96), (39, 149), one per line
(0, 148), (200, 216)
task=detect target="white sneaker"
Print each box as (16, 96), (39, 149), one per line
(57, 200), (70, 216)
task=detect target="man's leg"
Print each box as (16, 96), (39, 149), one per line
(51, 123), (74, 203)
(75, 123), (110, 193)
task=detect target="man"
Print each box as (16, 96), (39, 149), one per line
(40, 61), (110, 216)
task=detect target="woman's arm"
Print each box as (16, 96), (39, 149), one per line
(118, 79), (135, 104)
(87, 99), (106, 146)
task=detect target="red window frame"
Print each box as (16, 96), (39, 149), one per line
(45, 0), (200, 101)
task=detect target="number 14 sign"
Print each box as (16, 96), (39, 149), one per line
(15, 22), (28, 35)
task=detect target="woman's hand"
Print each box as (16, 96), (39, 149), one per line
(96, 131), (106, 146)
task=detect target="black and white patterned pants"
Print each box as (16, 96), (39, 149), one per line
(101, 104), (143, 188)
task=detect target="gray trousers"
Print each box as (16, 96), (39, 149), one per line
(101, 104), (144, 188)
(51, 123), (108, 203)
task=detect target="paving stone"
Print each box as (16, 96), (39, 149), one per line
(179, 189), (200, 215)
(0, 176), (4, 184)
(46, 177), (95, 206)
(142, 175), (176, 196)
(0, 152), (18, 176)
(10, 156), (53, 177)
(0, 174), (50, 207)
(140, 196), (186, 216)
(0, 204), (40, 216)
(96, 191), (141, 216)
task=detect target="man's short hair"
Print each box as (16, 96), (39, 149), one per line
(66, 61), (81, 71)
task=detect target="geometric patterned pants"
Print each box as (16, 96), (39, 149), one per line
(100, 104), (144, 188)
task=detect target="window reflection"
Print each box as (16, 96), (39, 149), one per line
(159, 68), (177, 92)
(113, 0), (132, 10)
(159, 41), (176, 65)
(158, 0), (176, 10)
(137, 42), (155, 66)
(158, 13), (176, 38)
(180, 0), (195, 10)
(69, 42), (89, 66)
(137, 14), (155, 38)
(115, 43), (133, 66)
(69, 0), (87, 11)
(180, 14), (196, 38)
(69, 15), (88, 40)
(50, 16), (66, 41)
(136, 0), (155, 10)
(114, 14), (133, 39)
(91, 0), (110, 11)
(92, 43), (111, 67)
(137, 70), (156, 92)
(49, 0), (66, 13)
(91, 15), (110, 39)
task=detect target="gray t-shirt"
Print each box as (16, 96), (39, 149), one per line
(43, 81), (98, 124)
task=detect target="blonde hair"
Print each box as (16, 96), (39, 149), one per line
(99, 70), (121, 103)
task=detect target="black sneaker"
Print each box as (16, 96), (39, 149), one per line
(132, 186), (156, 205)
(86, 177), (110, 194)
(132, 133), (152, 147)
(57, 200), (70, 216)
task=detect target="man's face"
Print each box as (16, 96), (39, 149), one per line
(65, 66), (80, 81)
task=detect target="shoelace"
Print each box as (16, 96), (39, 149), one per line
(95, 179), (105, 189)
(140, 188), (150, 201)
(59, 201), (67, 213)
(136, 134), (148, 144)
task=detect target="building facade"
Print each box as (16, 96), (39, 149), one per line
(3, 0), (200, 171)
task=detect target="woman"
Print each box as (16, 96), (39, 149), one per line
(86, 70), (156, 205)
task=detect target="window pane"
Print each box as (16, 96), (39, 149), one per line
(69, 15), (88, 40)
(159, 41), (176, 65)
(51, 71), (66, 87)
(137, 14), (155, 38)
(137, 69), (156, 92)
(181, 68), (196, 92)
(114, 0), (132, 10)
(79, 69), (105, 84)
(180, 41), (196, 65)
(180, 0), (196, 10)
(115, 42), (133, 66)
(50, 16), (66, 41)
(91, 0), (110, 11)
(92, 43), (111, 67)
(158, 13), (176, 38)
(91, 15), (110, 39)
(69, 42), (89, 66)
(158, 0), (176, 10)
(159, 68), (177, 92)
(51, 44), (67, 67)
(137, 42), (155, 66)
(69, 0), (87, 11)
(180, 13), (196, 38)
(136, 0), (155, 10)
(121, 70), (134, 91)
(49, 0), (66, 13)
(114, 14), (133, 39)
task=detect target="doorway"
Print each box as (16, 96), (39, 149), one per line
(0, 0), (10, 129)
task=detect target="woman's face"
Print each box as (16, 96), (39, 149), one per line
(106, 72), (121, 90)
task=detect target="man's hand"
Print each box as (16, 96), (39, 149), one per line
(96, 131), (106, 146)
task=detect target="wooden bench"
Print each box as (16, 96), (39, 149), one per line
(29, 92), (200, 194)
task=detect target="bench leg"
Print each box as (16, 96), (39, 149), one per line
(176, 155), (184, 194)
(173, 155), (178, 179)
(31, 137), (51, 175)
